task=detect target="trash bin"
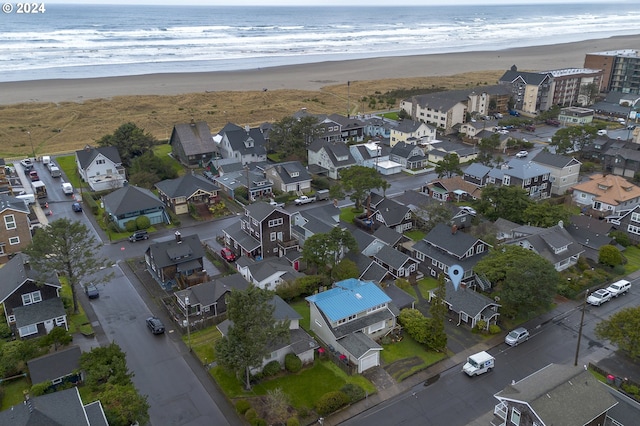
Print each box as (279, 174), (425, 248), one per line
(607, 374), (615, 384)
(614, 377), (623, 387)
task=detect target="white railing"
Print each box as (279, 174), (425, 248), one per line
(494, 402), (508, 420)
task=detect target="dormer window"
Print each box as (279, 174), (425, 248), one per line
(290, 171), (299, 178)
(598, 184), (610, 191)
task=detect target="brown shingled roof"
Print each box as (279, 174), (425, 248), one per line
(572, 173), (640, 206)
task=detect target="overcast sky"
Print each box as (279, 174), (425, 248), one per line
(43, 0), (613, 6)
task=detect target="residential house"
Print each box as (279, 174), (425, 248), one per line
(345, 224), (385, 257)
(373, 245), (419, 279)
(609, 205), (640, 245)
(263, 161), (312, 194)
(372, 197), (413, 233)
(412, 223), (492, 289)
(214, 167), (273, 201)
(344, 251), (389, 284)
(362, 115), (396, 139)
(400, 86), (511, 134)
(216, 123), (268, 165)
(223, 201), (296, 259)
(0, 193), (32, 262)
(424, 175), (483, 202)
(507, 221), (584, 271)
(0, 253), (67, 339)
(426, 140), (479, 164)
(571, 173), (640, 217)
(174, 274), (249, 319)
(0, 387), (109, 426)
(373, 225), (410, 248)
(389, 120), (435, 147)
(155, 173), (220, 215)
(169, 120), (217, 167)
(291, 204), (341, 247)
(145, 232), (205, 289)
(493, 364), (617, 426)
(103, 185), (169, 229)
(603, 141), (640, 178)
(218, 295), (318, 373)
(463, 163), (492, 187)
(349, 141), (392, 170)
(479, 159), (552, 199)
(429, 281), (500, 330)
(389, 142), (428, 169)
(307, 140), (357, 179)
(75, 145), (126, 191)
(531, 151), (581, 195)
(236, 256), (303, 290)
(28, 345), (82, 388)
(306, 278), (398, 373)
(498, 65), (553, 114)
(326, 113), (366, 143)
(458, 118), (500, 139)
(566, 214), (617, 261)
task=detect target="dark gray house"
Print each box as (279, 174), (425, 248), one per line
(170, 120), (217, 168)
(145, 232), (205, 289)
(28, 345), (82, 388)
(429, 281), (500, 330)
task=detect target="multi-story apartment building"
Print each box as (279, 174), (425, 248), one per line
(584, 49), (640, 94)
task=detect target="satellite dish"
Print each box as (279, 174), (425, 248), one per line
(494, 296), (501, 302)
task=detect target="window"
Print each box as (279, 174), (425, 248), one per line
(268, 218), (283, 227)
(4, 214), (16, 230)
(22, 291), (42, 306)
(631, 212), (640, 223)
(476, 245), (485, 254)
(96, 159), (106, 165)
(270, 232), (277, 241)
(628, 224), (640, 235)
(19, 324), (38, 337)
(9, 237), (20, 245)
(369, 321), (385, 333)
(55, 317), (66, 326)
(510, 408), (521, 425)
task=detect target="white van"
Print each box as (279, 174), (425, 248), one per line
(42, 155), (51, 165)
(61, 182), (74, 195)
(49, 165), (62, 178)
(16, 193), (36, 205)
(463, 351), (495, 376)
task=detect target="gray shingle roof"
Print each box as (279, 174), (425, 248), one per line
(172, 121), (215, 156)
(28, 345), (82, 384)
(146, 234), (204, 269)
(441, 281), (499, 317)
(0, 253), (60, 303)
(222, 126), (267, 157)
(245, 201), (284, 222)
(13, 297), (65, 328)
(175, 274), (249, 308)
(373, 224), (405, 246)
(103, 185), (164, 216)
(423, 223), (484, 258)
(0, 193), (29, 214)
(374, 245), (413, 270)
(75, 145), (122, 169)
(264, 161), (311, 185)
(339, 332), (382, 359)
(532, 151), (581, 169)
(0, 387), (93, 426)
(155, 173), (219, 198)
(374, 198), (411, 228)
(499, 68), (551, 86)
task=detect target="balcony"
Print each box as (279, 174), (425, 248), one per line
(494, 401), (508, 420)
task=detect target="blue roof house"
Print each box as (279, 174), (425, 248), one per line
(306, 278), (399, 373)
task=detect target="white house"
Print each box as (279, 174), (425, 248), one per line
(75, 146), (127, 191)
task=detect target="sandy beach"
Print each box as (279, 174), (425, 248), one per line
(2, 34), (639, 106)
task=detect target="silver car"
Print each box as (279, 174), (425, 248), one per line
(505, 327), (529, 346)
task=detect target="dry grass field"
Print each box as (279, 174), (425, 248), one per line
(0, 70), (501, 160)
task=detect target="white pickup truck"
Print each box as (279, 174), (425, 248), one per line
(294, 195), (316, 206)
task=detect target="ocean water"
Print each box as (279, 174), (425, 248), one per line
(1, 2), (639, 82)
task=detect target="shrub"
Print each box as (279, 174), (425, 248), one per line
(262, 360), (282, 377)
(284, 353), (302, 373)
(610, 230), (631, 247)
(245, 408), (258, 422)
(315, 391), (349, 416)
(622, 383), (639, 398)
(235, 399), (251, 415)
(124, 220), (138, 232)
(340, 383), (365, 402)
(286, 417), (300, 426)
(30, 381), (52, 396)
(488, 324), (501, 335)
(135, 215), (150, 230)
(251, 419), (267, 426)
(474, 320), (487, 332)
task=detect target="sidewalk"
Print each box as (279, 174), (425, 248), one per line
(325, 298), (584, 425)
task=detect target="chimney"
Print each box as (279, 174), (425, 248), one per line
(558, 220), (564, 228)
(175, 230), (182, 244)
(245, 125), (250, 134)
(451, 224), (458, 234)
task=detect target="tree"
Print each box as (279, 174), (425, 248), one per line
(40, 326), (72, 351)
(427, 274), (448, 352)
(100, 383), (150, 426)
(263, 388), (290, 425)
(599, 244), (623, 267)
(216, 286), (290, 390)
(579, 82), (600, 106)
(435, 153), (462, 178)
(549, 124), (598, 156)
(80, 343), (133, 391)
(302, 227), (357, 273)
(269, 115), (320, 159)
(337, 165), (388, 210)
(97, 122), (157, 166)
(473, 246), (559, 318)
(331, 258), (359, 281)
(595, 306), (640, 360)
(476, 185), (533, 223)
(398, 308), (429, 344)
(128, 151), (178, 188)
(417, 202), (453, 233)
(521, 201), (571, 227)
(24, 218), (113, 314)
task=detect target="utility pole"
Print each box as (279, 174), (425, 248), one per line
(347, 81), (350, 118)
(574, 290), (588, 366)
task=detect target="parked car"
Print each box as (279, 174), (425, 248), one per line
(459, 206), (477, 215)
(129, 230), (149, 242)
(515, 151), (528, 158)
(220, 247), (237, 262)
(605, 279), (631, 297)
(505, 327), (529, 346)
(20, 158), (33, 169)
(29, 170), (39, 181)
(72, 202), (83, 212)
(587, 289), (612, 306)
(84, 283), (99, 299)
(146, 316), (165, 334)
(62, 182), (74, 195)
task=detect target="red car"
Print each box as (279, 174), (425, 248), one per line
(220, 247), (237, 262)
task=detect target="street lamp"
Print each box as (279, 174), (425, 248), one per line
(27, 131), (35, 159)
(185, 295), (191, 352)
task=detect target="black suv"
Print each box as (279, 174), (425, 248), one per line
(129, 230), (149, 242)
(146, 317), (165, 334)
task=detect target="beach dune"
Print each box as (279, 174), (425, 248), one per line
(2, 34), (640, 106)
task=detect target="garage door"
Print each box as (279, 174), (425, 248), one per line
(359, 353), (379, 373)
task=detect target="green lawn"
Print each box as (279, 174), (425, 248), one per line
(623, 245), (640, 274)
(380, 112), (399, 120)
(0, 377), (30, 410)
(340, 206), (362, 224)
(58, 275), (94, 335)
(404, 229), (425, 241)
(153, 144), (185, 176)
(56, 155), (85, 189)
(183, 327), (222, 365)
(416, 277), (438, 297)
(381, 338), (447, 381)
